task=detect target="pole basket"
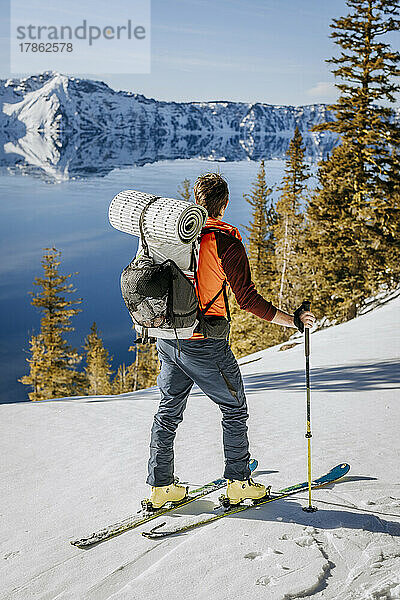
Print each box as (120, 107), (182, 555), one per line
(302, 505), (318, 513)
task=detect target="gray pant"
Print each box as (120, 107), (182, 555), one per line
(147, 337), (251, 486)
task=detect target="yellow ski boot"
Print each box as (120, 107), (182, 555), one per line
(144, 482), (188, 511)
(223, 478), (270, 508)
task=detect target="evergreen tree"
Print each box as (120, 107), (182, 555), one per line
(368, 148), (400, 289)
(83, 322), (114, 395)
(230, 161), (283, 358)
(20, 335), (47, 402)
(242, 160), (275, 286)
(112, 363), (134, 395)
(127, 343), (159, 391)
(177, 178), (192, 202)
(306, 141), (378, 320)
(315, 0), (399, 193)
(274, 127), (310, 312)
(19, 248), (85, 401)
(308, 0), (400, 319)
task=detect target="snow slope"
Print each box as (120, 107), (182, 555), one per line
(1, 295), (400, 600)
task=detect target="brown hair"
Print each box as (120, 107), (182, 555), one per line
(193, 173), (229, 218)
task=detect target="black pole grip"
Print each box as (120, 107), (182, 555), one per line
(294, 300), (311, 334)
(304, 300), (311, 357)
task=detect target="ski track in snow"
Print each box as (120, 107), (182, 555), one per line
(1, 294), (400, 599)
(84, 536), (194, 600)
(113, 494), (400, 600)
(1, 535), (190, 600)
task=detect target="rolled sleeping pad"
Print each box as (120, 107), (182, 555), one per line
(109, 190), (208, 245)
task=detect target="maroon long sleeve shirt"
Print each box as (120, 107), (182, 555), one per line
(215, 231), (277, 321)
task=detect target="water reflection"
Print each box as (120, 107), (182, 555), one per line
(1, 130), (336, 182)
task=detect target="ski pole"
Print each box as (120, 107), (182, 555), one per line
(302, 300), (317, 513)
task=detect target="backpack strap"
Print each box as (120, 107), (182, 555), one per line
(189, 240), (196, 271)
(198, 280), (229, 318)
(222, 280), (231, 322)
(194, 227), (231, 322)
(138, 196), (161, 257)
(135, 326), (149, 344)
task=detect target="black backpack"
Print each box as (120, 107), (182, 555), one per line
(120, 198), (231, 344)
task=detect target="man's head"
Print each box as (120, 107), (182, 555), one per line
(193, 173), (229, 219)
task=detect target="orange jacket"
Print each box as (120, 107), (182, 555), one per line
(190, 217), (276, 339)
(195, 217), (240, 317)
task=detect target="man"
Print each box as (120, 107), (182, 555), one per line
(147, 173), (315, 509)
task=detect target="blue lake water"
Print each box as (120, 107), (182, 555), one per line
(0, 158), (309, 403)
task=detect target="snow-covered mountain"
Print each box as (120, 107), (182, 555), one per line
(0, 72), (340, 180)
(1, 292), (399, 599)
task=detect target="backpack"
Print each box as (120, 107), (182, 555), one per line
(120, 198), (231, 345)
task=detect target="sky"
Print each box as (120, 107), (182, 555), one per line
(0, 0), (398, 105)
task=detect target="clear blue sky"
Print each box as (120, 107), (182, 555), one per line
(0, 0), (398, 105)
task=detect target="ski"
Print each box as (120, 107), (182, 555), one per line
(142, 463), (350, 539)
(70, 458), (258, 548)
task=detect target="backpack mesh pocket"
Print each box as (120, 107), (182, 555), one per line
(121, 258), (172, 328)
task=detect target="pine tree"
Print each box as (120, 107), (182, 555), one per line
(367, 148), (400, 289)
(83, 322), (114, 395)
(177, 178), (192, 202)
(308, 0), (400, 319)
(20, 335), (47, 402)
(274, 127), (310, 312)
(127, 343), (159, 391)
(19, 248), (85, 401)
(315, 0), (399, 193)
(242, 160), (275, 286)
(306, 141), (378, 320)
(112, 363), (134, 395)
(229, 161), (283, 358)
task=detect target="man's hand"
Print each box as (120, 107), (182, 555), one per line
(300, 311), (315, 329)
(293, 305), (316, 332)
(271, 306), (316, 331)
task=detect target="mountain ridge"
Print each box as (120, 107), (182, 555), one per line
(0, 72), (397, 180)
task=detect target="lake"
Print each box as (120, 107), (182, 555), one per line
(0, 157), (312, 403)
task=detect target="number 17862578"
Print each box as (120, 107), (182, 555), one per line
(19, 42), (73, 52)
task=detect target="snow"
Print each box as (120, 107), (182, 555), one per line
(2, 73), (400, 180)
(1, 294), (400, 599)
(0, 73), (340, 181)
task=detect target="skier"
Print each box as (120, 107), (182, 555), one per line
(147, 173), (315, 509)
